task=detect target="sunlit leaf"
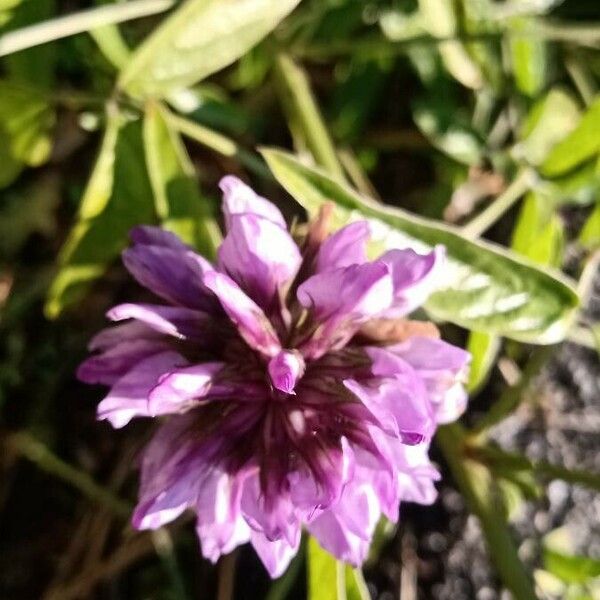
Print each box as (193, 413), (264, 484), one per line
(544, 550), (600, 585)
(307, 537), (340, 600)
(508, 17), (549, 97)
(517, 88), (581, 166)
(512, 192), (564, 267)
(46, 112), (155, 317)
(262, 148), (579, 343)
(467, 330), (500, 393)
(417, 0), (483, 89)
(143, 102), (221, 258)
(541, 96), (600, 177)
(119, 0), (301, 98)
(579, 202), (600, 249)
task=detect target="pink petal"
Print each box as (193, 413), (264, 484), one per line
(97, 351), (186, 428)
(250, 529), (300, 578)
(316, 221), (370, 272)
(268, 350), (305, 394)
(220, 175), (286, 229)
(218, 213), (301, 308)
(203, 271), (281, 357)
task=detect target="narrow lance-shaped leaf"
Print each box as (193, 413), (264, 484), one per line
(143, 102), (221, 258)
(467, 331), (500, 394)
(541, 95), (600, 177)
(119, 0), (301, 98)
(46, 111), (155, 317)
(261, 148), (579, 343)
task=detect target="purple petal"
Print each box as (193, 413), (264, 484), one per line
(268, 351), (305, 394)
(389, 337), (470, 424)
(122, 243), (216, 312)
(78, 338), (171, 385)
(297, 261), (393, 359)
(203, 271), (281, 357)
(107, 303), (213, 342)
(307, 472), (380, 567)
(147, 362), (226, 416)
(133, 414), (204, 528)
(88, 321), (163, 352)
(97, 351), (186, 428)
(392, 441), (440, 505)
(345, 349), (435, 444)
(129, 225), (192, 251)
(240, 471), (299, 544)
(195, 468), (251, 563)
(220, 176), (286, 229)
(250, 529), (300, 578)
(316, 221), (370, 272)
(218, 213), (301, 308)
(379, 245), (445, 317)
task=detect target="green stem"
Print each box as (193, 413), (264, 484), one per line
(273, 52), (346, 182)
(472, 347), (555, 435)
(7, 431), (131, 518)
(165, 111), (272, 180)
(436, 424), (538, 600)
(462, 168), (534, 239)
(470, 444), (600, 493)
(0, 0), (175, 57)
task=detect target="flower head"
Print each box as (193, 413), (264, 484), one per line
(79, 176), (470, 577)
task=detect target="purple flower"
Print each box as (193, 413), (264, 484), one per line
(79, 176), (470, 577)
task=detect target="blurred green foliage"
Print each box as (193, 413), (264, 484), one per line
(1, 0), (600, 599)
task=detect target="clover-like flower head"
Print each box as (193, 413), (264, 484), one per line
(79, 177), (470, 577)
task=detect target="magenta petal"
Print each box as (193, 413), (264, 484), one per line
(88, 321), (162, 352)
(147, 362), (225, 416)
(195, 469), (251, 563)
(268, 351), (305, 394)
(316, 221), (370, 272)
(133, 415), (204, 529)
(220, 175), (286, 229)
(392, 441), (440, 505)
(129, 225), (191, 251)
(218, 213), (301, 308)
(297, 262), (393, 358)
(390, 337), (470, 424)
(307, 479), (377, 567)
(97, 351), (186, 428)
(250, 529), (300, 578)
(379, 245), (445, 317)
(344, 352), (435, 444)
(203, 271), (281, 357)
(107, 303), (211, 341)
(122, 244), (216, 312)
(78, 339), (171, 385)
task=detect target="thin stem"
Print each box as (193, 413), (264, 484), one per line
(152, 529), (190, 600)
(462, 168), (535, 238)
(565, 54), (598, 107)
(0, 0), (175, 57)
(274, 52), (346, 182)
(436, 424), (538, 600)
(165, 110), (273, 180)
(6, 431), (131, 518)
(469, 444), (600, 493)
(216, 551), (237, 600)
(472, 347), (555, 435)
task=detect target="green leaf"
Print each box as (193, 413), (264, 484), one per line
(512, 191), (564, 267)
(508, 17), (549, 97)
(417, 0), (483, 89)
(517, 88), (581, 166)
(261, 148), (579, 343)
(467, 330), (500, 393)
(119, 0), (301, 99)
(307, 537), (342, 600)
(143, 102), (221, 258)
(274, 53), (345, 181)
(544, 550), (600, 585)
(0, 81), (55, 169)
(541, 96), (600, 177)
(579, 202), (600, 250)
(413, 105), (483, 165)
(46, 111), (155, 318)
(345, 567), (370, 600)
